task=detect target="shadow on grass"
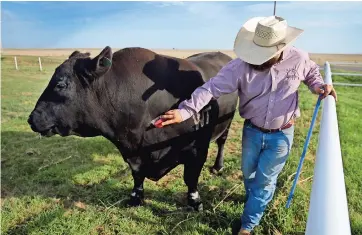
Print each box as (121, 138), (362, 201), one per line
(5, 207), (64, 235)
(1, 131), (252, 234)
(1, 131), (296, 235)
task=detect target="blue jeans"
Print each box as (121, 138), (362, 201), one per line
(240, 120), (295, 231)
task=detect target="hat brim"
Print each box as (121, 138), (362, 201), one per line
(233, 16), (304, 65)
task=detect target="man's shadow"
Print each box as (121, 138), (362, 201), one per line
(141, 54), (205, 102)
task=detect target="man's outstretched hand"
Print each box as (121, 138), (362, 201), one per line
(314, 84), (337, 101)
(160, 109), (183, 127)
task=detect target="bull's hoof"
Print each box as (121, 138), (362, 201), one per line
(127, 195), (144, 207)
(193, 202), (203, 211)
(187, 197), (203, 212)
(209, 166), (224, 175)
(186, 201), (203, 212)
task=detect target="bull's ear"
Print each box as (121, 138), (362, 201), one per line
(69, 50), (81, 58)
(90, 46), (113, 76)
(69, 50), (91, 59)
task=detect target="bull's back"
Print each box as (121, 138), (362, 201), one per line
(186, 52), (233, 83)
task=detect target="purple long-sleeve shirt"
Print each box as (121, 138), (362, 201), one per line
(178, 47), (325, 129)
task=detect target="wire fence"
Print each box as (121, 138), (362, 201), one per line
(319, 64), (362, 87)
(1, 55), (67, 72)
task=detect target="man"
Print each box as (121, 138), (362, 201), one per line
(159, 16), (337, 234)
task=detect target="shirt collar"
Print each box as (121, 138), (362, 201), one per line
(280, 46), (292, 61)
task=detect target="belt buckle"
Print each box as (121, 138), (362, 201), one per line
(266, 127), (282, 133)
(261, 127), (273, 133)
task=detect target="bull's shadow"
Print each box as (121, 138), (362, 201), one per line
(2, 130), (295, 235)
(1, 131), (124, 200)
(1, 130), (244, 233)
(1, 131), (242, 206)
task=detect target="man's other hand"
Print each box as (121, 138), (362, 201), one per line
(314, 84), (337, 101)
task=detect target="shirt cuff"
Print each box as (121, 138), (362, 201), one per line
(310, 83), (324, 94)
(178, 108), (194, 121)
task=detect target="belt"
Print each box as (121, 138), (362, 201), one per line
(246, 119), (295, 133)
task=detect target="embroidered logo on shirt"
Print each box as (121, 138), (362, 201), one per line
(285, 67), (299, 81)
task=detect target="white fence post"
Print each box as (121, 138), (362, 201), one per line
(305, 62), (351, 235)
(14, 56), (18, 70)
(38, 57), (43, 71)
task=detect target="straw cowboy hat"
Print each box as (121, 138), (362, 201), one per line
(233, 16), (304, 65)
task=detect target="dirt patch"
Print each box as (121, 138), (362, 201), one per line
(226, 171), (243, 181)
(21, 92), (33, 96)
(155, 174), (178, 187)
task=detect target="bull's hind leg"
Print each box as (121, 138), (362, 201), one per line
(210, 123), (231, 174)
(128, 171), (145, 207)
(183, 147), (208, 211)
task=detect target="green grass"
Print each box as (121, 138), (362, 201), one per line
(1, 55), (362, 235)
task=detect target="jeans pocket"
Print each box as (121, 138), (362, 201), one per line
(281, 126), (295, 150)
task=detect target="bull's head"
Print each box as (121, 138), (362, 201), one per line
(28, 46), (113, 137)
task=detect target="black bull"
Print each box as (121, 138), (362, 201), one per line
(28, 46), (238, 211)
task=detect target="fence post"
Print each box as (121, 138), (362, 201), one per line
(305, 62), (351, 235)
(38, 57), (43, 71)
(14, 56), (18, 70)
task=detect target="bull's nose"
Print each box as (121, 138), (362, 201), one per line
(28, 113), (34, 125)
(27, 113), (38, 133)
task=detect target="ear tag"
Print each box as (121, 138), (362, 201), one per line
(102, 57), (112, 67)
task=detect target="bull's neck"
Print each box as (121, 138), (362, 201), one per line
(88, 70), (138, 145)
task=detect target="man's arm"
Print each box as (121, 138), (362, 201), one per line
(303, 58), (324, 93)
(303, 57), (337, 100)
(161, 59), (241, 126)
(178, 59), (241, 121)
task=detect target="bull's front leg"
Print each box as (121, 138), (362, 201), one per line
(184, 165), (203, 211)
(128, 171), (145, 206)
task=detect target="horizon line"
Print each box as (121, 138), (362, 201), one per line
(2, 48), (362, 56)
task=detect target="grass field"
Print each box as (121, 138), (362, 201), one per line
(1, 54), (362, 235)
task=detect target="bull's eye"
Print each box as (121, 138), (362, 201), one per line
(56, 83), (67, 89)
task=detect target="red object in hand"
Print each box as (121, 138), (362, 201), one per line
(151, 117), (164, 128)
(154, 118), (164, 128)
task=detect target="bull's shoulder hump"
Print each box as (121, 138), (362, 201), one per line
(113, 47), (158, 58)
(186, 51), (232, 62)
(113, 47), (187, 67)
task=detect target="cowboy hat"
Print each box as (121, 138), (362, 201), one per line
(233, 16), (304, 65)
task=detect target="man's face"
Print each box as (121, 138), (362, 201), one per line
(249, 53), (282, 71)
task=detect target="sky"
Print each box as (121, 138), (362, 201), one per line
(1, 1), (362, 54)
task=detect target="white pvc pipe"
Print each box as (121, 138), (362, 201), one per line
(324, 62), (332, 84)
(305, 62), (351, 235)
